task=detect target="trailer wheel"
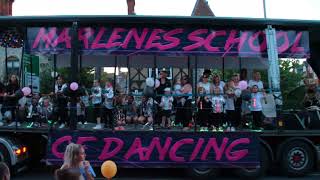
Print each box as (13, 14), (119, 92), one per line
(233, 145), (269, 179)
(0, 144), (11, 167)
(186, 168), (220, 180)
(280, 141), (314, 176)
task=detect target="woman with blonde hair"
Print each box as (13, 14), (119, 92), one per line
(60, 143), (95, 180)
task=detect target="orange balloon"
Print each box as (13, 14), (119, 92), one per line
(101, 160), (117, 179)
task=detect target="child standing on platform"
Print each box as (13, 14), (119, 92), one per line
(197, 87), (212, 132)
(159, 88), (173, 128)
(250, 85), (266, 130)
(211, 87), (225, 131)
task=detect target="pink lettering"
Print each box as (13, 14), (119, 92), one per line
(145, 29), (166, 50)
(145, 137), (172, 161)
(201, 138), (228, 161)
(290, 32), (305, 53)
(248, 31), (266, 52)
(124, 138), (149, 161)
(225, 138), (250, 161)
(76, 136), (97, 147)
(224, 30), (248, 52)
(32, 27), (57, 49)
(52, 28), (71, 48)
(204, 30), (227, 52)
(159, 28), (184, 50)
(91, 27), (107, 49)
(98, 138), (124, 160)
(189, 138), (205, 161)
(183, 29), (208, 51)
(105, 28), (127, 49)
(169, 138), (194, 162)
(276, 31), (289, 53)
(121, 28), (149, 49)
(51, 135), (72, 159)
(78, 27), (94, 49)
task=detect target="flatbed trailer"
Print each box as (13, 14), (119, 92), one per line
(0, 16), (320, 179)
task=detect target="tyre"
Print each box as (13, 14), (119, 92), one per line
(280, 141), (314, 177)
(233, 145), (270, 179)
(0, 144), (11, 169)
(186, 167), (220, 180)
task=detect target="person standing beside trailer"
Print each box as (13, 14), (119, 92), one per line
(60, 143), (95, 180)
(155, 70), (171, 126)
(91, 80), (103, 130)
(197, 87), (212, 132)
(53, 75), (68, 129)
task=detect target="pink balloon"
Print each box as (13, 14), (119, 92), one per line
(239, 80), (248, 90)
(22, 87), (31, 96)
(70, 82), (79, 91)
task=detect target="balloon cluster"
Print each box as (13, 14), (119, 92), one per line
(0, 30), (24, 48)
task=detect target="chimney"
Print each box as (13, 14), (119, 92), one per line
(0, 0), (14, 16)
(127, 0), (135, 15)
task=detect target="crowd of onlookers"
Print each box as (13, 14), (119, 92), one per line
(0, 68), (274, 131)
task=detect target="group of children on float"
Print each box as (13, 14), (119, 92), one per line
(0, 70), (267, 131)
(196, 71), (266, 131)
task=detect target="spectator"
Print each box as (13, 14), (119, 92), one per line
(60, 143), (95, 180)
(0, 162), (10, 180)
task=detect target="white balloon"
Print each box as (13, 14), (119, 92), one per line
(155, 79), (160, 88)
(146, 77), (155, 87)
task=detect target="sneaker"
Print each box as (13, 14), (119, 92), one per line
(81, 124), (85, 129)
(27, 122), (34, 128)
(93, 124), (102, 130)
(142, 122), (151, 129)
(199, 127), (204, 132)
(218, 127), (224, 132)
(59, 124), (65, 129)
(149, 126), (153, 131)
(204, 127), (209, 132)
(119, 126), (125, 130)
(212, 126), (217, 132)
(226, 127), (231, 132)
(0, 122), (4, 126)
(84, 121), (88, 125)
(230, 127), (236, 132)
(77, 122), (82, 125)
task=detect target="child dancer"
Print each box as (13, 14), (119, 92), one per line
(38, 97), (54, 127)
(224, 80), (236, 131)
(197, 87), (212, 132)
(91, 80), (102, 130)
(160, 88), (173, 128)
(76, 97), (85, 128)
(250, 85), (266, 130)
(103, 82), (114, 129)
(124, 95), (138, 126)
(138, 96), (154, 130)
(211, 87), (225, 131)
